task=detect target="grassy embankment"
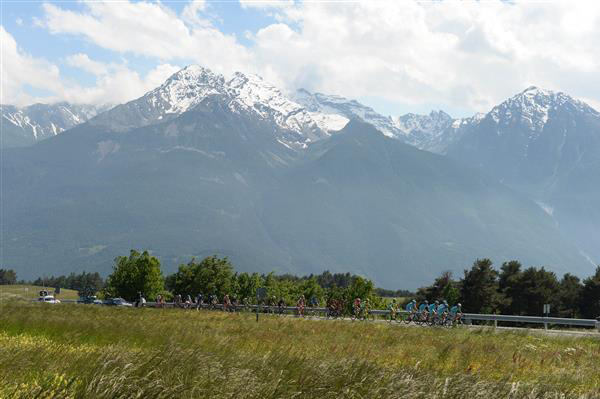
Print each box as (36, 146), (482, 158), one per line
(0, 285), (79, 301)
(0, 302), (599, 398)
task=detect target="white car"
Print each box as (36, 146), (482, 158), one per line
(38, 295), (61, 304)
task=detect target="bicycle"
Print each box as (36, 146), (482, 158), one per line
(402, 310), (419, 324)
(426, 310), (439, 326)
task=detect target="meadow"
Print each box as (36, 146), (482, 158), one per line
(1, 301), (599, 398)
(0, 285), (79, 301)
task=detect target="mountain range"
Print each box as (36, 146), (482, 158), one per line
(1, 103), (105, 148)
(2, 66), (598, 288)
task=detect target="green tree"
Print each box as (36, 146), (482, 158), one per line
(579, 266), (600, 319)
(344, 276), (374, 312)
(558, 273), (583, 318)
(0, 269), (17, 285)
(498, 260), (523, 314)
(168, 256), (235, 300)
(235, 272), (262, 302)
(104, 250), (164, 301)
(300, 277), (324, 305)
(514, 267), (560, 316)
(441, 281), (460, 305)
(416, 271), (454, 302)
(459, 259), (500, 313)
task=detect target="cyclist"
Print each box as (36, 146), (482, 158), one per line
(427, 300), (438, 322)
(437, 300), (449, 324)
(387, 298), (398, 321)
(362, 298), (371, 320)
(277, 297), (286, 314)
(223, 294), (231, 312)
(297, 295), (306, 317)
(195, 293), (203, 310)
(417, 299), (429, 322)
(353, 297), (362, 318)
(405, 299), (417, 322)
(449, 303), (463, 325)
(418, 299), (428, 314)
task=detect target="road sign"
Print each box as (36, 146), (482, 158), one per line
(256, 288), (267, 300)
(256, 288), (267, 322)
(543, 304), (551, 314)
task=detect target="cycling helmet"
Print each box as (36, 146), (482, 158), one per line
(443, 300), (448, 305)
(435, 300), (439, 304)
(424, 300), (429, 304)
(412, 299), (416, 303)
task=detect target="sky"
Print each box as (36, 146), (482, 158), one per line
(1, 0), (600, 118)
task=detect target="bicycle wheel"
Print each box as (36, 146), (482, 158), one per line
(427, 314), (437, 327)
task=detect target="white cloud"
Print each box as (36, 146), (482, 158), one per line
(66, 53), (109, 76)
(59, 61), (182, 106)
(8, 0), (600, 115)
(41, 1), (252, 75)
(1, 26), (180, 106)
(244, 0), (600, 115)
(239, 0), (294, 10)
(0, 26), (63, 106)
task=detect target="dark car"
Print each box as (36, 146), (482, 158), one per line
(78, 295), (103, 305)
(103, 298), (133, 307)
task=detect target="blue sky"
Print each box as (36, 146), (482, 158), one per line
(2, 1), (600, 117)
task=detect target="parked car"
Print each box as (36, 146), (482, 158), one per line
(78, 295), (103, 305)
(38, 295), (60, 304)
(103, 298), (133, 307)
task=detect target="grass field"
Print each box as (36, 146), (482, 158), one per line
(0, 285), (80, 301)
(1, 302), (599, 398)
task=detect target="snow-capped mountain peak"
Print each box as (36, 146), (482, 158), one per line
(149, 65), (226, 115)
(488, 86), (597, 131)
(2, 102), (104, 148)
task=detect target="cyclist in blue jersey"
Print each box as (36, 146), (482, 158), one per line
(449, 303), (461, 316)
(427, 300), (438, 323)
(448, 303), (463, 325)
(437, 300), (448, 314)
(437, 300), (449, 324)
(405, 299), (417, 312)
(417, 300), (429, 322)
(428, 300), (438, 314)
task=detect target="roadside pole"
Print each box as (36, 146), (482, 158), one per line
(256, 288), (266, 323)
(543, 304), (550, 330)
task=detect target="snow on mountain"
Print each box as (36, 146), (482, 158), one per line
(293, 88), (468, 152)
(293, 89), (397, 137)
(391, 110), (456, 151)
(148, 65), (226, 115)
(446, 85), (600, 187)
(226, 72), (325, 144)
(91, 65), (329, 149)
(1, 103), (102, 147)
(487, 86), (598, 135)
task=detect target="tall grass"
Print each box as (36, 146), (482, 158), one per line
(1, 302), (599, 398)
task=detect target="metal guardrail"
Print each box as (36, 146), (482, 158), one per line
(462, 313), (598, 328)
(41, 299), (600, 332)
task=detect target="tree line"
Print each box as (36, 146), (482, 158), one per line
(415, 259), (600, 319)
(106, 251), (379, 311)
(5, 254), (599, 318)
(3, 251), (384, 311)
